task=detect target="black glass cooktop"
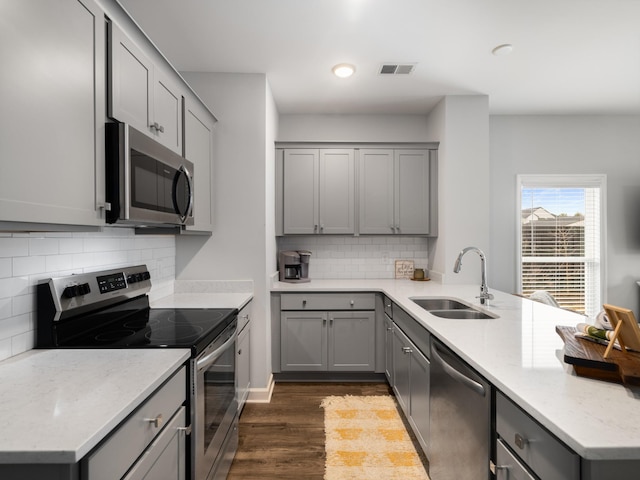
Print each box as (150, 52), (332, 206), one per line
(46, 296), (237, 355)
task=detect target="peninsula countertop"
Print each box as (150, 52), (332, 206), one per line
(0, 348), (190, 464)
(272, 278), (640, 461)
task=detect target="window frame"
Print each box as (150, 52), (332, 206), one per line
(516, 174), (607, 315)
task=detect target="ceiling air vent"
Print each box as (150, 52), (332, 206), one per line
(379, 63), (416, 75)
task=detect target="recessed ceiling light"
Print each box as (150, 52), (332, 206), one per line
(332, 63), (356, 78)
(492, 44), (513, 56)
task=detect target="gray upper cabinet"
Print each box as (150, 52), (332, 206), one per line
(0, 0), (106, 228)
(108, 22), (183, 155)
(276, 144), (437, 236)
(282, 149), (355, 234)
(359, 149), (436, 235)
(183, 97), (216, 232)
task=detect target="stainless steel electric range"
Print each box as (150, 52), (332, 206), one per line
(36, 264), (239, 480)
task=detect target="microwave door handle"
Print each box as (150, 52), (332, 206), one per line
(122, 123), (131, 220)
(175, 164), (194, 223)
(183, 164), (194, 219)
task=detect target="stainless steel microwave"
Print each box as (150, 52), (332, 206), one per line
(105, 123), (194, 227)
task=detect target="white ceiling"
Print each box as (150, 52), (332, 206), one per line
(118, 0), (640, 115)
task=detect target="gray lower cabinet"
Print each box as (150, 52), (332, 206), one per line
(83, 367), (187, 480)
(384, 312), (394, 385)
(391, 324), (430, 455)
(497, 391), (580, 480)
(280, 310), (375, 372)
(236, 302), (252, 412)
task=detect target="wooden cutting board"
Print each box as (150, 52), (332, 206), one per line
(556, 325), (640, 386)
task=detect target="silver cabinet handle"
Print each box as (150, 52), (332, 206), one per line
(402, 346), (412, 354)
(314, 224), (318, 233)
(350, 300), (355, 306)
(386, 327), (393, 332)
(242, 314), (250, 320)
(302, 299), (307, 307)
(144, 414), (163, 428)
(150, 122), (165, 133)
(177, 425), (192, 436)
(515, 433), (528, 449)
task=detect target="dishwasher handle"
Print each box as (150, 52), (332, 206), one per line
(432, 342), (486, 397)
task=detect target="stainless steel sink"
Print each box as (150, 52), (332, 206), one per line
(428, 309), (495, 320)
(412, 298), (470, 310)
(410, 297), (498, 319)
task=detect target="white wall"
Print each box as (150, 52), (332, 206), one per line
(176, 72), (274, 391)
(278, 114), (432, 142)
(0, 228), (175, 362)
(426, 96), (491, 284)
(490, 115), (640, 315)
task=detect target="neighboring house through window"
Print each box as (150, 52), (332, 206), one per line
(517, 175), (606, 317)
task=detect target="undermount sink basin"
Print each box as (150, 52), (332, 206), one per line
(410, 297), (498, 320)
(412, 298), (470, 310)
(428, 309), (496, 320)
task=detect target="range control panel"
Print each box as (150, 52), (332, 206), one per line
(44, 264), (152, 318)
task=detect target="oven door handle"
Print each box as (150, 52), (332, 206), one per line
(196, 328), (238, 372)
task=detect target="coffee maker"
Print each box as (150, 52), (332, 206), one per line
(279, 250), (311, 283)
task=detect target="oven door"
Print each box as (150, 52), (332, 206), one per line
(193, 320), (238, 480)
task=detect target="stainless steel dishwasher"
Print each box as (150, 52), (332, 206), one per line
(429, 337), (492, 480)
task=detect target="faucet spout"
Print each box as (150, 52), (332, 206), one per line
(453, 246), (494, 305)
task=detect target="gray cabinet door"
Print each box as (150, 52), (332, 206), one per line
(328, 311), (375, 371)
(283, 149), (318, 234)
(184, 97), (216, 231)
(409, 347), (430, 455)
(152, 68), (183, 154)
(109, 22), (152, 134)
(280, 311), (327, 371)
(109, 23), (184, 155)
(392, 327), (411, 415)
(358, 149), (395, 234)
(395, 150), (430, 234)
(0, 0), (105, 227)
(122, 407), (186, 480)
(236, 321), (250, 411)
(319, 149), (355, 234)
(384, 314), (394, 385)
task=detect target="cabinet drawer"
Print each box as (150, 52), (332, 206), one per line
(382, 295), (393, 318)
(496, 392), (579, 480)
(496, 439), (535, 480)
(281, 293), (375, 311)
(85, 367), (186, 480)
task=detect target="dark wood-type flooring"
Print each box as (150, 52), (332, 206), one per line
(227, 382), (427, 480)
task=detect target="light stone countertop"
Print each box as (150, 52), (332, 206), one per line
(272, 278), (640, 461)
(150, 292), (253, 310)
(0, 348), (190, 464)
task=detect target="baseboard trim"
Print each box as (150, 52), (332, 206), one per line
(246, 374), (275, 403)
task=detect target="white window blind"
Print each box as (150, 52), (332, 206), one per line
(518, 175), (605, 317)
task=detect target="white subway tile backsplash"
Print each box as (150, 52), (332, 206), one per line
(0, 238), (29, 258)
(28, 237), (59, 256)
(0, 227), (176, 361)
(277, 235), (429, 280)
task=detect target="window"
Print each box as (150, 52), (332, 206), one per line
(517, 175), (606, 317)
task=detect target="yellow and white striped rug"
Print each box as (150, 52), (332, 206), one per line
(320, 395), (430, 480)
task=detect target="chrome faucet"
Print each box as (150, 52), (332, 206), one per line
(453, 246), (494, 305)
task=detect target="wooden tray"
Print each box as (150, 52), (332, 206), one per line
(556, 326), (640, 386)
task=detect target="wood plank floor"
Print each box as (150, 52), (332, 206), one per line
(227, 382), (426, 479)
